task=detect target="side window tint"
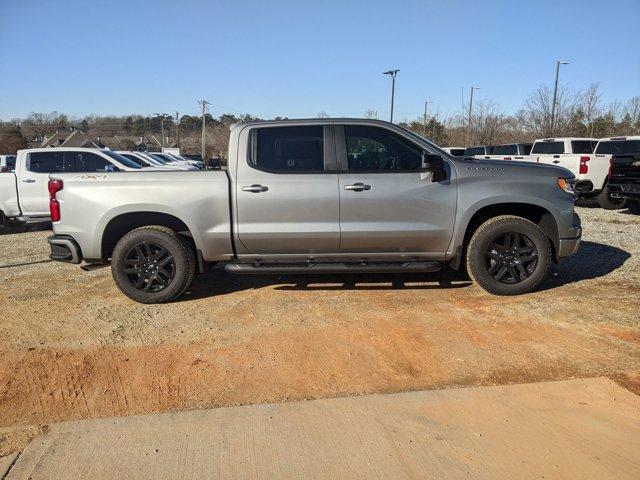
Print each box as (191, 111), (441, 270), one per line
(344, 126), (422, 172)
(251, 126), (324, 172)
(69, 152), (111, 172)
(28, 151), (64, 173)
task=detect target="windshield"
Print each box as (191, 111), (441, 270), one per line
(594, 140), (640, 155)
(493, 144), (518, 155)
(120, 153), (148, 167)
(531, 141), (564, 154)
(153, 153), (178, 163)
(102, 150), (142, 169)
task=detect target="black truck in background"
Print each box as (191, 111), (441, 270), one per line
(609, 151), (640, 215)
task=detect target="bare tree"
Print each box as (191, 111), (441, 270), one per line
(363, 109), (378, 119)
(316, 111), (329, 118)
(520, 84), (580, 137)
(582, 83), (602, 137)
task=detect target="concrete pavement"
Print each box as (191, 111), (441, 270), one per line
(4, 377), (640, 479)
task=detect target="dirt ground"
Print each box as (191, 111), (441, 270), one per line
(1, 205), (639, 455)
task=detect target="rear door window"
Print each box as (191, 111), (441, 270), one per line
(251, 126), (325, 172)
(531, 142), (564, 154)
(28, 151), (64, 173)
(6, 156), (16, 169)
(571, 140), (597, 154)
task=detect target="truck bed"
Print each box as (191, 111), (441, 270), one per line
(51, 170), (234, 262)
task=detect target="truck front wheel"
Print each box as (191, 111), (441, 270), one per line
(466, 215), (551, 295)
(111, 226), (196, 303)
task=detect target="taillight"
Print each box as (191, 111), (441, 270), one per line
(609, 158), (614, 178)
(579, 156), (590, 174)
(48, 179), (63, 222)
(0, 167), (7, 173)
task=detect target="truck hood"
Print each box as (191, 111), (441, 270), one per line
(458, 157), (574, 179)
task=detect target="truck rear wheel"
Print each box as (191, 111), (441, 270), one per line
(466, 215), (551, 295)
(111, 226), (196, 303)
(596, 187), (627, 210)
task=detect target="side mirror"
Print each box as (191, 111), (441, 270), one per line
(421, 152), (447, 182)
(104, 165), (120, 172)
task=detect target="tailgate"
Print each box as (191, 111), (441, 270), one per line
(610, 154), (640, 190)
(537, 154), (579, 174)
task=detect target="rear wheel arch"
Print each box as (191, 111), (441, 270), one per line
(101, 212), (195, 261)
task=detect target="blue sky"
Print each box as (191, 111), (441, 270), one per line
(1, 0), (638, 121)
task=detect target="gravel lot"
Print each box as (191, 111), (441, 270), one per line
(1, 205), (639, 455)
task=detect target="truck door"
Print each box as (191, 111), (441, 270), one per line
(235, 125), (340, 255)
(18, 150), (65, 216)
(336, 125), (457, 255)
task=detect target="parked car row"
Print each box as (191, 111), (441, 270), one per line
(442, 135), (640, 210)
(0, 147), (203, 224)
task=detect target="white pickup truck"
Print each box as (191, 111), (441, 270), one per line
(532, 137), (624, 209)
(1, 155), (16, 173)
(482, 143), (535, 162)
(0, 147), (154, 224)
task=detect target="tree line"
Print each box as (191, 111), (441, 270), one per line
(0, 82), (638, 157)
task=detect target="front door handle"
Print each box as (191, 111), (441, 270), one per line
(241, 184), (269, 193)
(22, 179), (36, 183)
(344, 183), (371, 192)
(553, 160), (560, 164)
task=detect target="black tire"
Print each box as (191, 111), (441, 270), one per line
(111, 226), (196, 303)
(628, 200), (640, 215)
(596, 187), (627, 210)
(466, 215), (551, 295)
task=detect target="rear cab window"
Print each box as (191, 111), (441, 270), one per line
(571, 140), (597, 154)
(594, 140), (640, 155)
(250, 126), (325, 173)
(464, 146), (486, 156)
(531, 141), (564, 154)
(492, 145), (518, 155)
(520, 143), (533, 155)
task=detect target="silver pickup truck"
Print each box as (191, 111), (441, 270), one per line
(47, 119), (582, 303)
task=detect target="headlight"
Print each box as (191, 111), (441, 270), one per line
(556, 177), (574, 195)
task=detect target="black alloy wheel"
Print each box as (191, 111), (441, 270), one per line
(123, 241), (176, 292)
(485, 232), (538, 284)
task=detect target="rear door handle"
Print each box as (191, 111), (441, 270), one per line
(553, 160), (560, 164)
(22, 179), (36, 183)
(344, 183), (371, 192)
(241, 184), (268, 193)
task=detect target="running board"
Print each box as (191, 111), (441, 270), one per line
(224, 261), (442, 275)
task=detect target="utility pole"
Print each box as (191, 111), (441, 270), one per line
(383, 69), (399, 122)
(153, 113), (169, 149)
(175, 111), (180, 149)
(423, 100), (432, 137)
(551, 60), (569, 136)
(199, 99), (211, 162)
(467, 87), (480, 146)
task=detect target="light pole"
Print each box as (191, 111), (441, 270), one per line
(551, 60), (569, 135)
(467, 86), (480, 145)
(383, 69), (399, 122)
(198, 100), (211, 162)
(153, 113), (170, 149)
(423, 100), (433, 137)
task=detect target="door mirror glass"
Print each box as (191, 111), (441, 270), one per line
(421, 152), (446, 182)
